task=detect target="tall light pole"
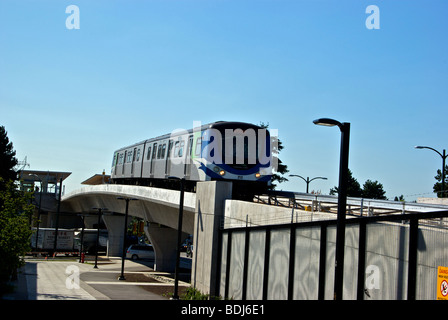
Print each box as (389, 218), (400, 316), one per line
(415, 146), (447, 198)
(78, 214), (85, 263)
(53, 177), (63, 254)
(289, 174), (327, 193)
(314, 118), (350, 300)
(117, 197), (138, 280)
(168, 176), (185, 300)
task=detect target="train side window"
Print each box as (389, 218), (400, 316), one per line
(188, 136), (193, 154)
(152, 143), (157, 159)
(178, 140), (185, 157)
(195, 137), (202, 157)
(161, 143), (166, 158)
(136, 148), (140, 161)
(174, 141), (180, 158)
(157, 144), (162, 159)
(112, 153), (117, 167)
(147, 146), (152, 160)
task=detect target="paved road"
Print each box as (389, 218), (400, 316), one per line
(4, 256), (191, 300)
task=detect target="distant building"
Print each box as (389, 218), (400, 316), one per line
(81, 171), (110, 185)
(20, 170), (79, 228)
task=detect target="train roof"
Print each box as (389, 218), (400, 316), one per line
(113, 121), (264, 153)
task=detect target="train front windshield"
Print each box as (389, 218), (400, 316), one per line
(213, 124), (271, 171)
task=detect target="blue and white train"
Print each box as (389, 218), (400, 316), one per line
(110, 121), (273, 198)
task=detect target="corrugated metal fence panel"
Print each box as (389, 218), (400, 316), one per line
(343, 224), (360, 299)
(365, 222), (409, 300)
(219, 232), (228, 297)
(228, 231), (245, 299)
(324, 226), (337, 299)
(246, 230), (266, 300)
(267, 229), (290, 300)
(293, 226), (321, 299)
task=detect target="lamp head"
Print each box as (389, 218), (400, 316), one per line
(313, 118), (342, 127)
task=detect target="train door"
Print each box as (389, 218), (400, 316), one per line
(184, 135), (193, 179)
(131, 147), (137, 176)
(165, 140), (173, 177)
(143, 144), (151, 178)
(150, 143), (157, 177)
(122, 151), (127, 175)
(113, 152), (119, 176)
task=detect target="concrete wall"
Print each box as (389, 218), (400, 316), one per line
(224, 199), (339, 229)
(417, 197), (448, 205)
(191, 181), (232, 297)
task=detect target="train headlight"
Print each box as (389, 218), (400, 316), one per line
(255, 173), (261, 179)
(219, 170), (226, 176)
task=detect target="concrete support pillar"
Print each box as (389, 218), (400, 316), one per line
(144, 223), (188, 272)
(102, 214), (125, 257)
(191, 181), (232, 297)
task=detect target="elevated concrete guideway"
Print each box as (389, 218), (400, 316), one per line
(62, 184), (196, 232)
(62, 184), (196, 272)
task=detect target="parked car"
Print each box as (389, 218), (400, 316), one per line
(126, 244), (155, 260)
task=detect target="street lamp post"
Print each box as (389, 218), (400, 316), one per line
(117, 197), (138, 280)
(289, 174), (327, 193)
(92, 207), (107, 269)
(415, 146), (447, 198)
(77, 214), (85, 263)
(313, 118), (350, 300)
(168, 176), (185, 300)
(53, 177), (63, 254)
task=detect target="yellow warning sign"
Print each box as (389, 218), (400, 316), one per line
(437, 266), (448, 300)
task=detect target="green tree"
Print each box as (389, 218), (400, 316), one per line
(433, 165), (448, 198)
(0, 179), (34, 295)
(260, 122), (289, 189)
(362, 179), (387, 200)
(0, 126), (34, 296)
(0, 126), (18, 189)
(329, 169), (387, 199)
(329, 169), (363, 197)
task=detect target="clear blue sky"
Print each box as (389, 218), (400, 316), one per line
(1, 0), (447, 201)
